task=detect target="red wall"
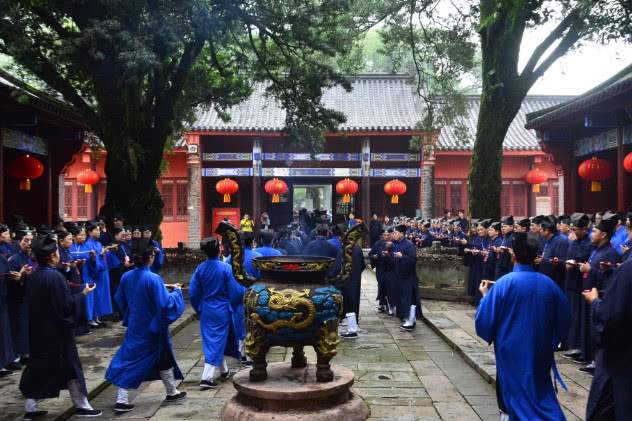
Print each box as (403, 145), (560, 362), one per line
(435, 153), (559, 180)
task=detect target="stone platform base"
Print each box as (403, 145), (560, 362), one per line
(221, 362), (370, 421)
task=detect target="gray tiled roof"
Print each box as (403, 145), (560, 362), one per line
(191, 75), (425, 132)
(438, 95), (573, 151)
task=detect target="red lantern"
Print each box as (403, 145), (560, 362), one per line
(216, 178), (239, 203)
(335, 178), (358, 203)
(264, 178), (288, 203)
(624, 152), (632, 174)
(77, 168), (100, 193)
(578, 157), (613, 192)
(384, 179), (407, 204)
(525, 167), (548, 193)
(6, 154), (44, 191)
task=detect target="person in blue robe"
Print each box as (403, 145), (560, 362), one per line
(256, 230), (282, 258)
(577, 215), (619, 372)
(562, 213), (593, 361)
(476, 232), (571, 421)
(19, 234), (101, 419)
(69, 226), (95, 330)
(57, 229), (90, 336)
(0, 252), (14, 377)
(484, 223), (503, 281)
(417, 223), (434, 248)
(494, 216), (515, 280)
(84, 222), (113, 327)
(582, 257), (632, 421)
(189, 237), (245, 389)
(302, 224), (341, 278)
(7, 227), (35, 368)
(390, 225), (421, 330)
(105, 238), (186, 414)
(225, 232), (261, 364)
(369, 230), (390, 313)
(106, 228), (132, 321)
(465, 222), (489, 305)
(609, 213), (627, 256)
(620, 214), (632, 263)
(0, 224), (13, 259)
(142, 227), (164, 273)
(537, 216), (569, 290)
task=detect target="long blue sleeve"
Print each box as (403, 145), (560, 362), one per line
(188, 269), (201, 313)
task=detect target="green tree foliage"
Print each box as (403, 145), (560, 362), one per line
(0, 0), (361, 229)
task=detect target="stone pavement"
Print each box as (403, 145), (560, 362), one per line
(0, 306), (195, 421)
(422, 301), (591, 421)
(67, 270), (500, 421)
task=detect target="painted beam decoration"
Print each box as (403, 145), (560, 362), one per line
(261, 153), (360, 161)
(202, 168), (253, 177)
(1, 128), (48, 156)
(370, 153), (420, 161)
(202, 167), (422, 177)
(203, 152), (253, 161)
(370, 168), (421, 178)
(262, 168), (362, 177)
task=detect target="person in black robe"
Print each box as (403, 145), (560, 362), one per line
(391, 225), (421, 330)
(19, 234), (101, 420)
(57, 229), (90, 336)
(369, 214), (383, 246)
(7, 226), (35, 369)
(583, 257), (632, 420)
(465, 221), (490, 306)
(494, 216), (514, 280)
(369, 230), (389, 313)
(562, 213), (593, 361)
(340, 245), (365, 339)
(577, 214), (619, 373)
(456, 210), (469, 233)
(0, 251), (15, 377)
(536, 216), (569, 290)
(484, 222), (502, 281)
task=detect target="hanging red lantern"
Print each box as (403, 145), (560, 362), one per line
(624, 152), (632, 174)
(264, 178), (288, 203)
(216, 178), (239, 203)
(6, 154), (44, 191)
(578, 157), (613, 192)
(384, 179), (407, 204)
(77, 168), (100, 193)
(525, 167), (548, 193)
(335, 178), (358, 203)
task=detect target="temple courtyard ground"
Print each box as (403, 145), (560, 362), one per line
(0, 270), (591, 421)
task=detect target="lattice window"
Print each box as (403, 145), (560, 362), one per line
(76, 185), (88, 218)
(433, 184), (446, 217)
(176, 181), (188, 218)
(64, 183), (73, 219)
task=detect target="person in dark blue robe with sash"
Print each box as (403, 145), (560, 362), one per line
(369, 230), (389, 313)
(57, 230), (90, 336)
(577, 215), (619, 373)
(483, 223), (502, 282)
(494, 216), (515, 280)
(190, 237), (245, 389)
(562, 213), (593, 361)
(476, 232), (571, 421)
(0, 252), (14, 377)
(84, 222), (112, 327)
(256, 230), (282, 257)
(69, 225), (94, 329)
(0, 224), (13, 259)
(537, 216), (569, 291)
(142, 227), (164, 274)
(7, 227), (35, 368)
(465, 221), (489, 305)
(583, 256), (632, 421)
(391, 225), (420, 331)
(19, 234), (101, 420)
(105, 238), (186, 414)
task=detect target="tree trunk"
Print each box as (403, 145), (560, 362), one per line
(98, 128), (166, 233)
(468, 91), (522, 219)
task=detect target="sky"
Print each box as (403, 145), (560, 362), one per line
(521, 27), (632, 96)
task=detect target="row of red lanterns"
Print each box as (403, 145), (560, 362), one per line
(215, 177), (408, 204)
(4, 154), (100, 192)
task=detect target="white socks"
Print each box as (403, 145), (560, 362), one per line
(159, 368), (180, 397)
(202, 359), (229, 381)
(116, 388), (130, 405)
(25, 398), (38, 413)
(25, 380), (93, 412)
(68, 379), (93, 410)
(345, 312), (358, 333)
(402, 305), (416, 327)
(388, 303), (396, 315)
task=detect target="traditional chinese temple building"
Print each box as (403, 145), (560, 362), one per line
(0, 69), (86, 225)
(526, 64), (632, 214)
(63, 75), (570, 247)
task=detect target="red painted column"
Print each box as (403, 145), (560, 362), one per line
(616, 126), (626, 211)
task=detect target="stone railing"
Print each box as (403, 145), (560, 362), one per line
(416, 246), (469, 302)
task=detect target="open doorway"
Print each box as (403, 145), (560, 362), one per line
(293, 184), (332, 212)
